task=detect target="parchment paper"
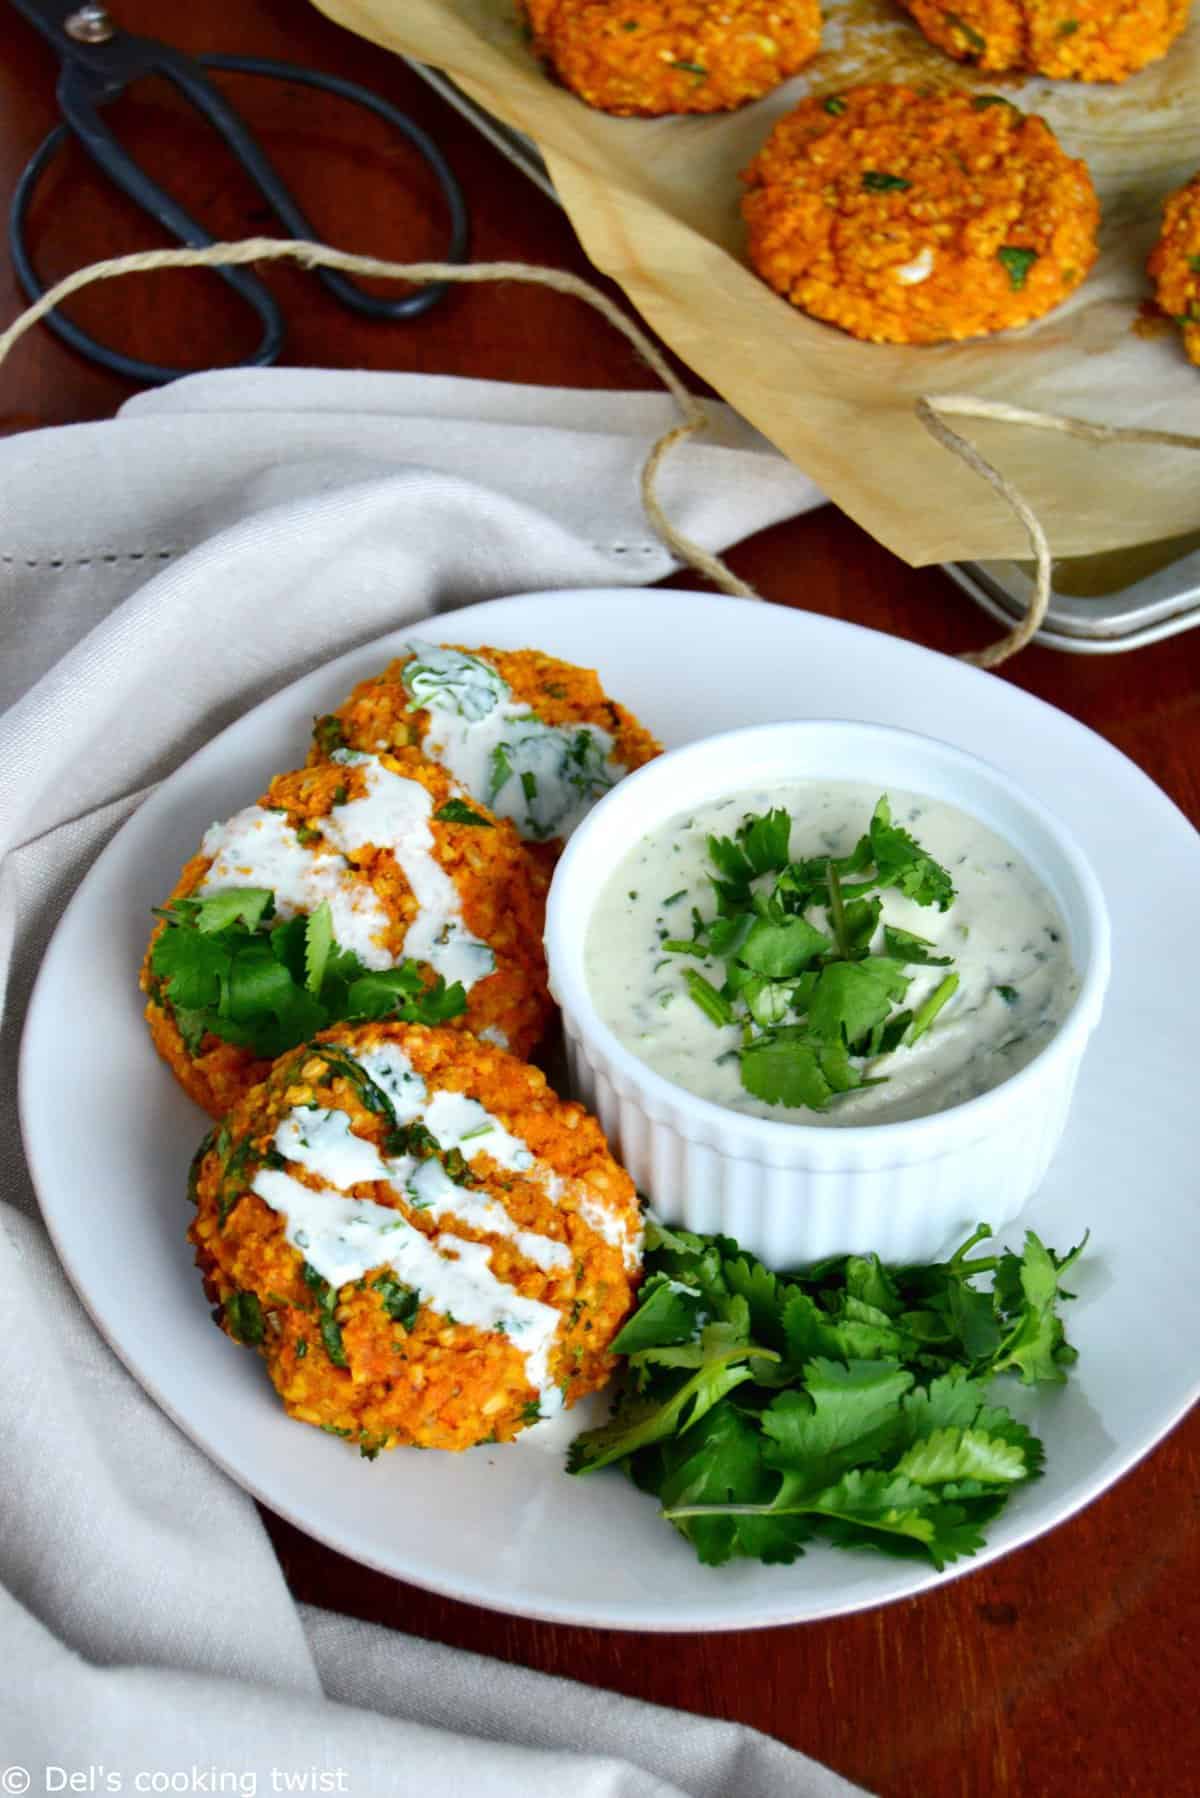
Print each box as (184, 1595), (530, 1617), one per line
(314, 0), (1200, 563)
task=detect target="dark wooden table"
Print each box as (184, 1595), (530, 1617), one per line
(4, 4), (1197, 1793)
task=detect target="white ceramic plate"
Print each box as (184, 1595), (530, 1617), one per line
(20, 589), (1200, 1632)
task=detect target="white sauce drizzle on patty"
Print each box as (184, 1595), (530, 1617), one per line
(399, 642), (626, 843)
(355, 1045), (637, 1269)
(273, 1095), (566, 1277)
(324, 752), (495, 990)
(252, 1167), (564, 1407)
(198, 753), (495, 991)
(200, 807), (393, 969)
(248, 1039), (646, 1409)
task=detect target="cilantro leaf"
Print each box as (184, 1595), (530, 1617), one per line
(740, 915), (829, 977)
(706, 832), (755, 891)
(841, 896), (882, 956)
(740, 1034), (836, 1110)
(611, 1275), (705, 1354)
(150, 923), (231, 1014)
(809, 957), (910, 1046)
(224, 1290), (265, 1346)
(150, 889), (467, 1059)
(883, 925), (953, 966)
(737, 807), (792, 875)
(808, 1473), (992, 1569)
(893, 1425), (1029, 1487)
(869, 798), (956, 910)
(845, 1254), (903, 1316)
(660, 795), (959, 1115)
(567, 1328), (765, 1474)
(345, 968), (466, 1025)
(761, 1360), (913, 1487)
(997, 246), (1039, 291)
(651, 1402), (810, 1566)
(223, 938), (326, 1052)
(312, 714), (346, 756)
(434, 798), (494, 828)
(724, 1254), (789, 1351)
(304, 901), (334, 996)
(187, 888), (275, 933)
(900, 1368), (993, 1438)
(303, 1262), (349, 1368)
(371, 1273), (420, 1329)
(571, 1220), (1088, 1573)
(989, 1230), (1087, 1384)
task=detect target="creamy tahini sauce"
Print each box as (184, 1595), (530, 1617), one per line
(396, 642), (626, 843)
(200, 806), (394, 969)
(585, 782), (1080, 1127)
(250, 1040), (641, 1409)
(199, 751), (495, 992)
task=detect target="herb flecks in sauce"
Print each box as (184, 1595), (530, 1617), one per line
(586, 783), (1080, 1127)
(400, 643), (626, 843)
(247, 1039), (604, 1411)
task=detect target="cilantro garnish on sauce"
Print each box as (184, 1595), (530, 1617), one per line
(568, 1218), (1087, 1570)
(662, 796), (958, 1112)
(149, 889), (466, 1060)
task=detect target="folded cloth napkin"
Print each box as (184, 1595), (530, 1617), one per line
(0, 369), (861, 1797)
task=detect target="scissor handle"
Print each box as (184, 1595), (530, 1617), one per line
(8, 121), (249, 386)
(9, 44), (470, 384)
(199, 57), (470, 321)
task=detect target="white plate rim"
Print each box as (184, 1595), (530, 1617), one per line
(19, 586), (1200, 1632)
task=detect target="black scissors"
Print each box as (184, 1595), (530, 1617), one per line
(8, 1), (471, 384)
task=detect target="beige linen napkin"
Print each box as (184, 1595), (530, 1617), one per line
(0, 370), (863, 1797)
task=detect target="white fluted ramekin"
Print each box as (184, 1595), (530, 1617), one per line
(545, 720), (1110, 1267)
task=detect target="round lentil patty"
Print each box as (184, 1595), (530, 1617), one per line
(898, 0), (1190, 82)
(189, 1022), (643, 1455)
(313, 642), (661, 873)
(1148, 170), (1200, 367)
(143, 754), (550, 1117)
(521, 0), (822, 115)
(740, 86), (1100, 345)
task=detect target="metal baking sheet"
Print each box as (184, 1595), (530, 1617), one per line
(945, 537), (1200, 654)
(413, 62), (557, 199)
(410, 61), (1200, 655)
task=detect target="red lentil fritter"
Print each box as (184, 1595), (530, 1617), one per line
(1147, 171), (1200, 367)
(740, 86), (1099, 345)
(143, 755), (551, 1119)
(898, 0), (1190, 82)
(313, 643), (661, 873)
(189, 1022), (643, 1455)
(521, 0), (821, 115)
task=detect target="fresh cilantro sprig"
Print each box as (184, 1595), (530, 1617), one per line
(568, 1218), (1087, 1570)
(663, 796), (958, 1112)
(150, 888), (466, 1060)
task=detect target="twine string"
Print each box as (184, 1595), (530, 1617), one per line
(915, 397), (1053, 669)
(917, 394), (1200, 668)
(3, 236), (1198, 668)
(927, 393), (1200, 455)
(0, 237), (758, 604)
